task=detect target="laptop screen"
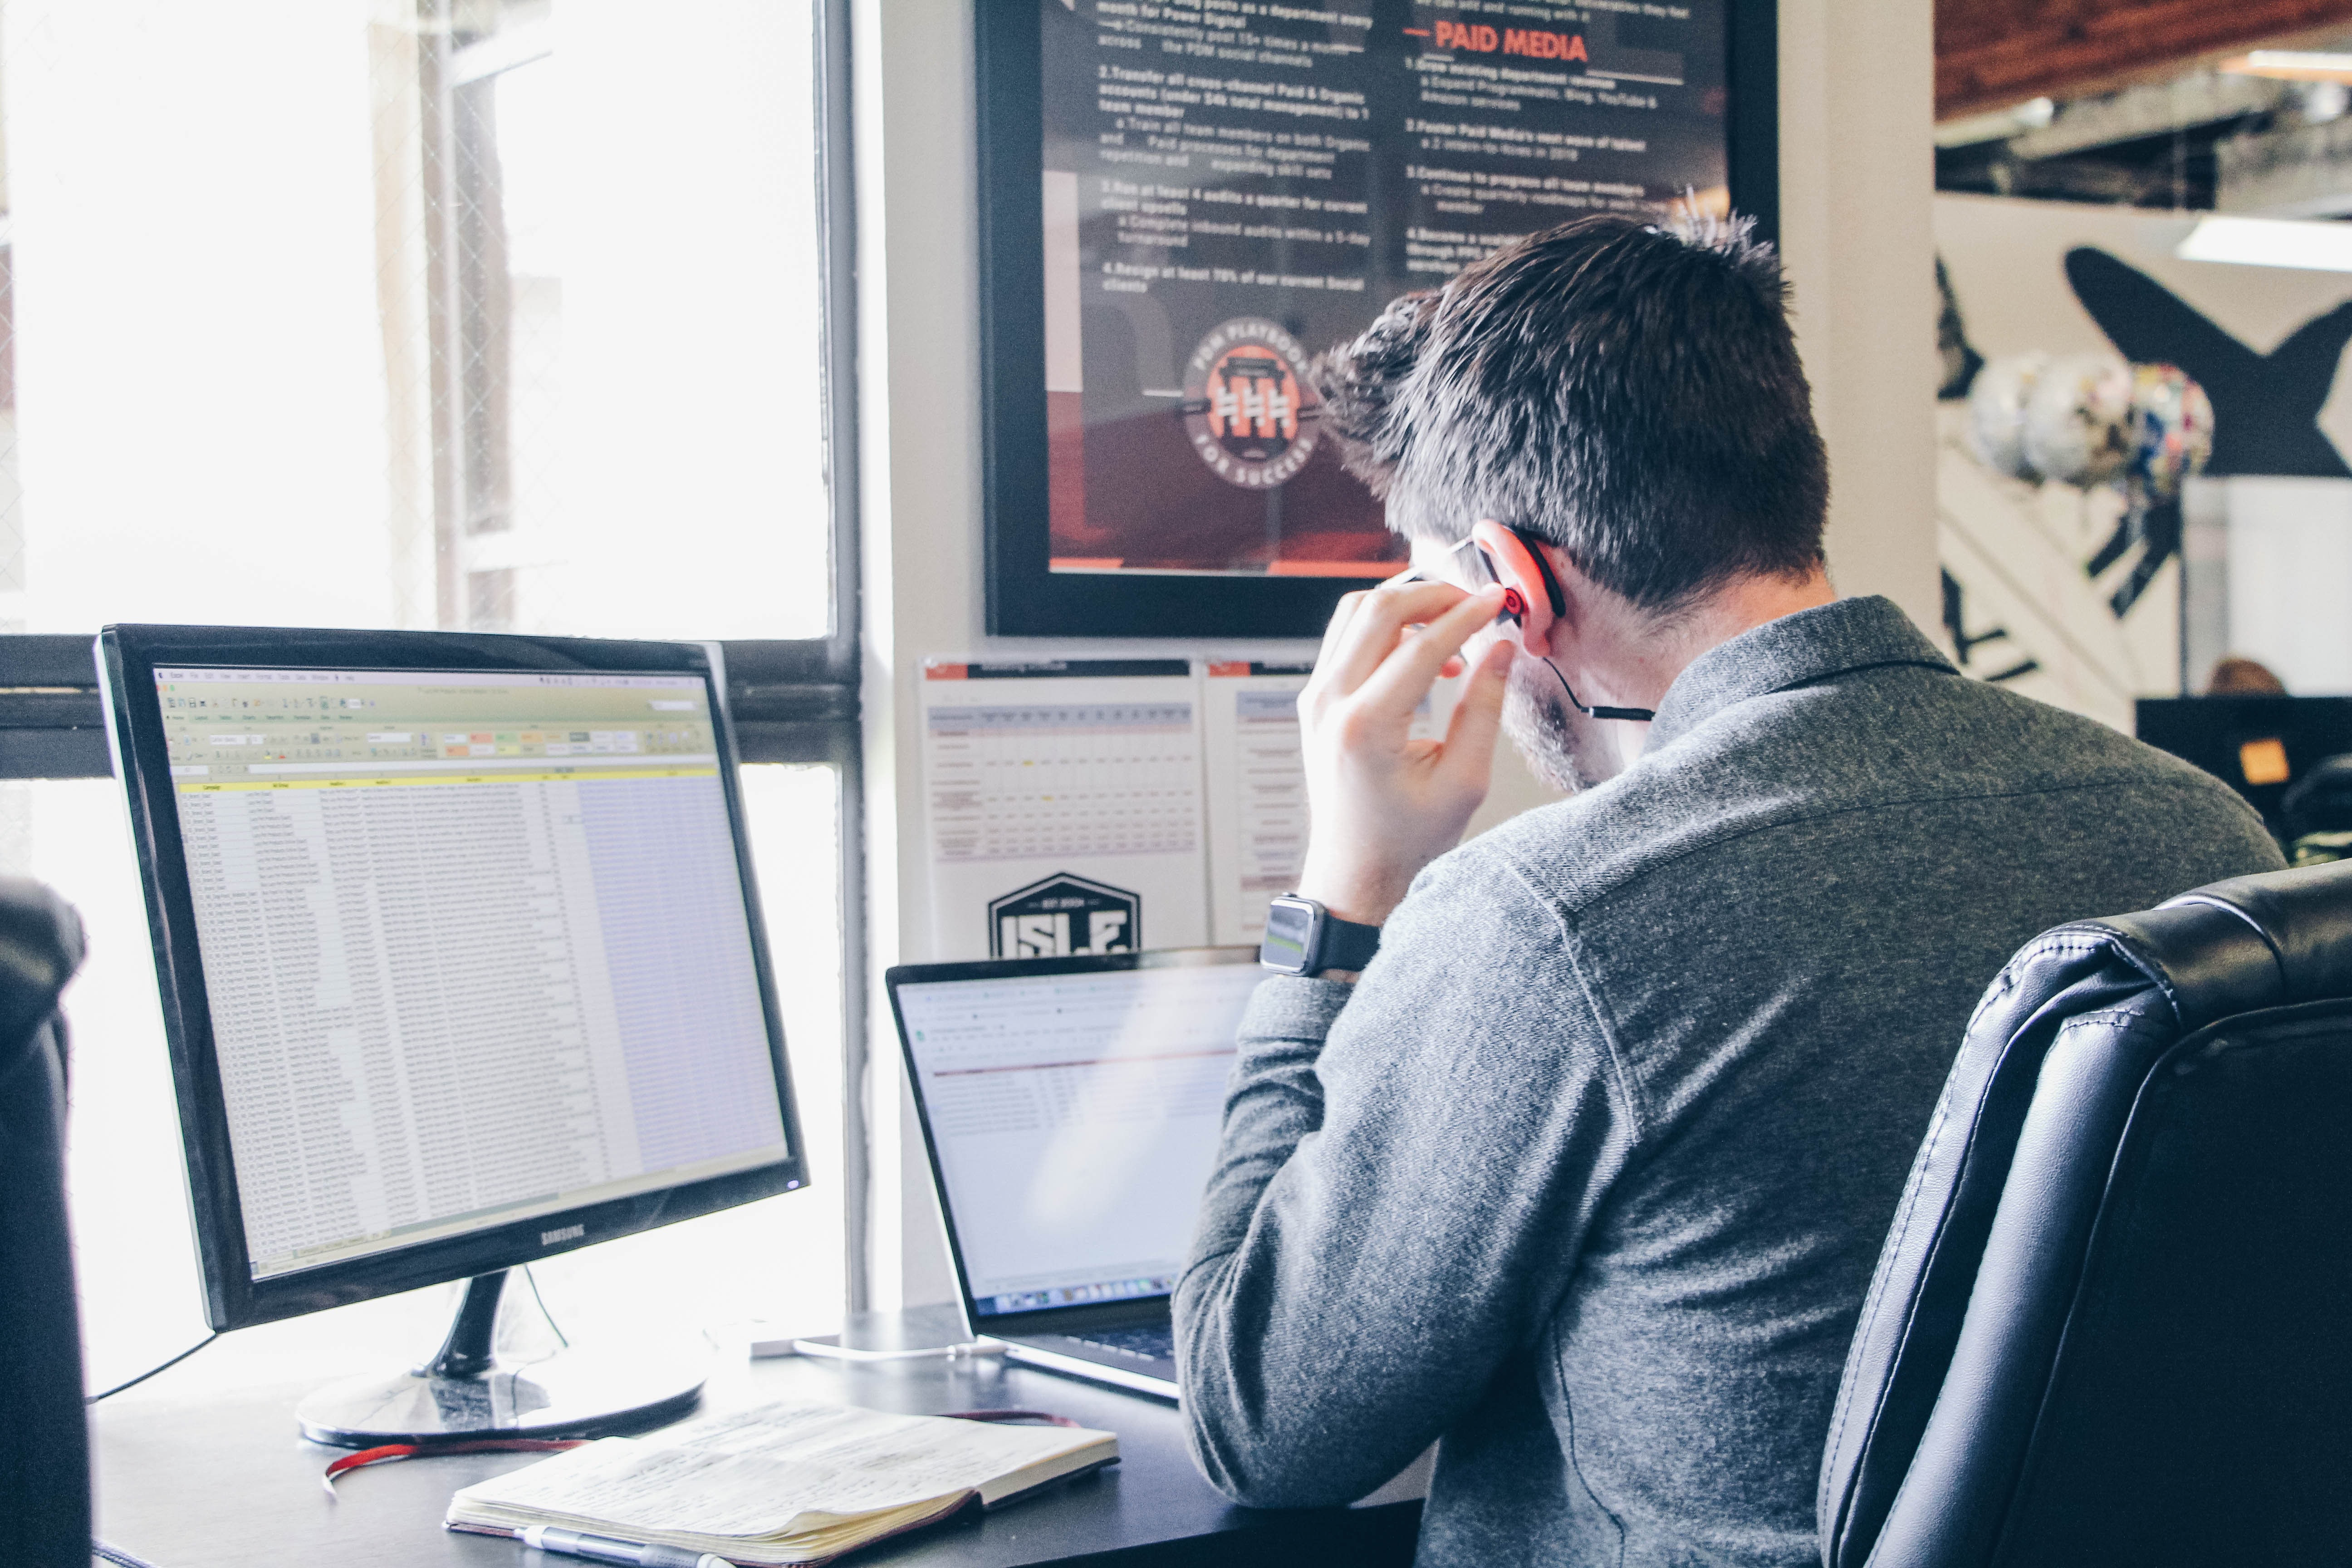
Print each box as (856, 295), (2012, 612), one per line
(894, 957), (1267, 1318)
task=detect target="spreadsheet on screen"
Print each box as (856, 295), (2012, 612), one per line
(897, 962), (1264, 1315)
(155, 666), (788, 1280)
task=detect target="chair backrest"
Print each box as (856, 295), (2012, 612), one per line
(1818, 860), (2352, 1568)
(0, 878), (89, 1565)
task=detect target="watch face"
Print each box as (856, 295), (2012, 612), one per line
(1260, 897), (1315, 972)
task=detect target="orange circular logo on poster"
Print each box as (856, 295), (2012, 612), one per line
(1182, 318), (1320, 489)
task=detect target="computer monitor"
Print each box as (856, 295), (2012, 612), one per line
(98, 625), (808, 1446)
(888, 950), (1263, 1330)
(2136, 696), (2352, 836)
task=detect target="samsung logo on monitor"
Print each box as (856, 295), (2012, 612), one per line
(540, 1223), (586, 1246)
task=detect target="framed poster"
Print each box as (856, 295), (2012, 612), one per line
(980, 0), (1781, 638)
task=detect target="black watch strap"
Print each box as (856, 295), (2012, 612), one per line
(1318, 912), (1382, 973)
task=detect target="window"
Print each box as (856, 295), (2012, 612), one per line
(0, 0), (864, 1393)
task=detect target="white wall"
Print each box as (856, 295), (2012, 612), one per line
(1776, 0), (1940, 632)
(2225, 477), (2352, 691)
(852, 0), (1939, 1305)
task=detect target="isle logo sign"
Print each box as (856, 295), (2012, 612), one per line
(988, 872), (1141, 958)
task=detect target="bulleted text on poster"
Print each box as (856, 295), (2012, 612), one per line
(1042, 0), (1729, 579)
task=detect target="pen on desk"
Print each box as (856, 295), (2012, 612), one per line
(518, 1523), (737, 1568)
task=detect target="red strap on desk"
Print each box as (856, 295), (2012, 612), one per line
(321, 1438), (585, 1495)
(320, 1413), (1077, 1494)
(941, 1408), (1081, 1428)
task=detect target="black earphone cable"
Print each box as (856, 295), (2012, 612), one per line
(1543, 656), (1655, 724)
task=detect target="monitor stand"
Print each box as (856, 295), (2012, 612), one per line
(294, 1269), (707, 1448)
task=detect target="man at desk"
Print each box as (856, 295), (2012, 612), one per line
(1173, 214), (2282, 1565)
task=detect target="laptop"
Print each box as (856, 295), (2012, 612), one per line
(887, 946), (1267, 1401)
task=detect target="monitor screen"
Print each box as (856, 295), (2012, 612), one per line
(1033, 1), (1733, 584)
(2136, 696), (2352, 835)
(151, 664), (791, 1282)
(894, 958), (1265, 1317)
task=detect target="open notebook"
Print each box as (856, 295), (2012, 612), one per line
(446, 1400), (1119, 1566)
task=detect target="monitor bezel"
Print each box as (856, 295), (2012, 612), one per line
(99, 623), (811, 1332)
(885, 945), (1260, 1338)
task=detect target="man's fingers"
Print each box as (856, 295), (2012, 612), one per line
(1298, 591), (1370, 717)
(1321, 579), (1484, 697)
(1436, 638), (1514, 792)
(1354, 583), (1507, 714)
(1313, 590), (1369, 675)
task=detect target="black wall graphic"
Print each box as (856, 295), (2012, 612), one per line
(2091, 490), (2180, 619)
(1940, 568), (2038, 683)
(2064, 247), (2352, 480)
(1937, 256), (1984, 402)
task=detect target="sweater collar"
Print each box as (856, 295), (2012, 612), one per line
(1643, 595), (1957, 750)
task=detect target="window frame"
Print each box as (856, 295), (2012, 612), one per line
(0, 0), (871, 1312)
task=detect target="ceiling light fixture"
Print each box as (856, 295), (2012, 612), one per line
(2176, 214), (2352, 271)
(1932, 97), (2056, 150)
(2219, 49), (2352, 84)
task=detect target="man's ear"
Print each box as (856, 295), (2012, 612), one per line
(1520, 540), (1597, 660)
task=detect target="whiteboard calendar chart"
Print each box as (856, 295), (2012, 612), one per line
(1198, 659), (1451, 946)
(919, 659), (1211, 961)
(1200, 662), (1313, 946)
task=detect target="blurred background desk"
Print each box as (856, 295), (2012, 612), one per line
(91, 1349), (1426, 1568)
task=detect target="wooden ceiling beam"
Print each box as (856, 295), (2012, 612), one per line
(1937, 0), (2352, 119)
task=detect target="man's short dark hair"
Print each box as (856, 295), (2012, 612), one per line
(1313, 213), (1829, 611)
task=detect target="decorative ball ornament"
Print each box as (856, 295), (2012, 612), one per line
(2126, 362), (2214, 498)
(1954, 348), (2215, 633)
(1968, 353), (2048, 482)
(2022, 352), (2137, 487)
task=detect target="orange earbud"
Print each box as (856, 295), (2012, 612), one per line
(1470, 520), (1564, 648)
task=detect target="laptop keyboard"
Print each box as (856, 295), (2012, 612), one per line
(1068, 1324), (1175, 1362)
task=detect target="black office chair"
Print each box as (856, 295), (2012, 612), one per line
(1817, 860), (2352, 1568)
(2281, 753), (2352, 840)
(0, 878), (90, 1566)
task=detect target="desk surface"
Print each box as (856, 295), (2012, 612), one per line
(91, 1351), (1424, 1568)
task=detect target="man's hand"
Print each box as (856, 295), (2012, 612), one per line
(1293, 578), (1516, 930)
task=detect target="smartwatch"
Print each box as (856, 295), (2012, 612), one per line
(1259, 894), (1382, 977)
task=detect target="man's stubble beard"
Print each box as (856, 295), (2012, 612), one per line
(1500, 657), (1607, 794)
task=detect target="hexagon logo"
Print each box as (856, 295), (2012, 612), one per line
(987, 871), (1142, 958)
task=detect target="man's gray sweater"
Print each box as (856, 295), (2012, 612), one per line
(1175, 596), (2284, 1566)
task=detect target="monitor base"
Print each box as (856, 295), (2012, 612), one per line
(294, 1269), (707, 1448)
